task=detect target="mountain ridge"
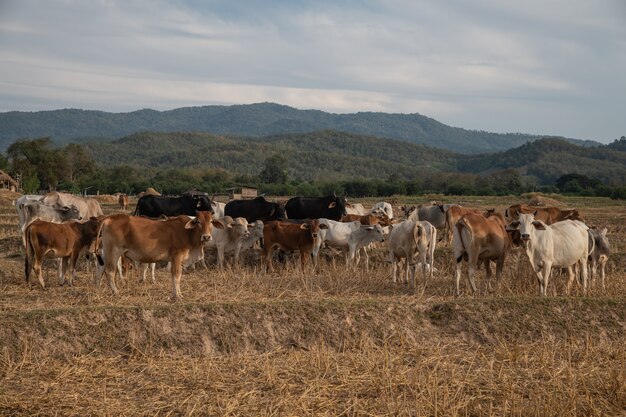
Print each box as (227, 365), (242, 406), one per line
(0, 102), (600, 153)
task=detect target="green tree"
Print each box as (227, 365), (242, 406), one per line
(7, 138), (64, 191)
(259, 154), (288, 184)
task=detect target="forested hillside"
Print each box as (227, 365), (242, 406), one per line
(85, 130), (457, 181)
(84, 130), (626, 185)
(0, 102), (599, 153)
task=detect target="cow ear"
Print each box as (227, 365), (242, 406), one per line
(319, 223), (328, 229)
(184, 218), (199, 229)
(300, 223), (311, 229)
(506, 221), (520, 230)
(212, 220), (225, 229)
(532, 210), (538, 216)
(532, 221), (546, 230)
(328, 202), (336, 208)
(364, 226), (374, 230)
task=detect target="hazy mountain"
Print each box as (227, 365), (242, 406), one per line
(0, 102), (600, 153)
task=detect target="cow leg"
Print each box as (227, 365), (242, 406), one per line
(33, 254), (46, 290)
(600, 259), (607, 289)
(170, 257), (183, 301)
(565, 265), (576, 295)
(217, 245), (225, 269)
(466, 252), (479, 294)
(263, 246), (274, 273)
(538, 263), (552, 296)
(58, 257), (69, 286)
(140, 263), (157, 284)
(299, 250), (308, 272)
(495, 256), (505, 290)
(455, 259), (463, 296)
(579, 257), (588, 294)
(103, 252), (122, 295)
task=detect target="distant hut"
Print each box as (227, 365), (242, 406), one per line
(226, 186), (258, 200)
(0, 170), (20, 192)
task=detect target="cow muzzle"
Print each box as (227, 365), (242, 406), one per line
(521, 234), (530, 241)
(201, 234), (212, 242)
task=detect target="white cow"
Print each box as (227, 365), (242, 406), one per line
(315, 219), (362, 264)
(205, 216), (250, 267)
(372, 201), (394, 219)
(387, 217), (437, 288)
(345, 203), (368, 216)
(14, 195), (43, 232)
(512, 213), (591, 295)
(346, 223), (386, 270)
(40, 191), (104, 220)
(211, 201), (226, 219)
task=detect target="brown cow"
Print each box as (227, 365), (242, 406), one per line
(118, 193), (129, 211)
(505, 204), (583, 225)
(340, 213), (392, 226)
(25, 218), (101, 289)
(95, 211), (222, 300)
(262, 219), (327, 272)
(453, 211), (510, 295)
(444, 205), (483, 244)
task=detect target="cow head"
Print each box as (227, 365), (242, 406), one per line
(195, 195), (214, 213)
(270, 200), (287, 220)
(300, 219), (327, 239)
(186, 211), (223, 242)
(229, 217), (251, 240)
(327, 195), (347, 217)
(361, 224), (386, 243)
(56, 204), (82, 221)
(508, 212), (546, 247)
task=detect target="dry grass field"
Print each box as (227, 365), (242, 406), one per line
(0, 190), (624, 416)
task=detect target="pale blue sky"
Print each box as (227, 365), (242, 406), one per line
(1, 0), (625, 143)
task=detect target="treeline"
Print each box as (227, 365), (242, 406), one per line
(3, 137), (626, 200)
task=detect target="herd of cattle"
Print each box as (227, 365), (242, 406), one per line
(14, 191), (611, 300)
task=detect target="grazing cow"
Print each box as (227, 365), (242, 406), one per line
(205, 216), (251, 268)
(134, 194), (213, 218)
(345, 203), (368, 216)
(262, 219), (327, 272)
(508, 212), (590, 296)
(316, 219), (384, 270)
(118, 193), (129, 210)
(416, 203), (451, 230)
(285, 195), (348, 221)
(95, 211), (222, 300)
(387, 217), (438, 288)
(40, 191), (104, 219)
(505, 204), (583, 224)
(444, 205), (482, 244)
(453, 211), (509, 295)
(224, 196), (286, 223)
(587, 227), (610, 289)
(19, 201), (81, 236)
(24, 218), (101, 289)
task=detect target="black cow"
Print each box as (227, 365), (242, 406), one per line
(285, 195), (347, 221)
(133, 194), (213, 218)
(224, 196), (286, 223)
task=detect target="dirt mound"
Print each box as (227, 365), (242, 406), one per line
(0, 298), (622, 360)
(521, 192), (563, 206)
(91, 194), (119, 203)
(138, 187), (160, 198)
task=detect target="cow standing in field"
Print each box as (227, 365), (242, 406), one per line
(134, 193), (213, 218)
(285, 195), (348, 220)
(224, 196), (286, 223)
(118, 193), (129, 210)
(316, 219), (386, 270)
(387, 215), (438, 288)
(505, 204), (583, 224)
(444, 205), (482, 244)
(453, 211), (509, 296)
(95, 211), (222, 300)
(205, 216), (251, 268)
(587, 227), (610, 289)
(18, 202), (81, 236)
(41, 191), (104, 219)
(262, 219), (327, 272)
(508, 212), (591, 296)
(25, 218), (101, 289)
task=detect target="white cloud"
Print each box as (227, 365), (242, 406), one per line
(0, 0), (624, 142)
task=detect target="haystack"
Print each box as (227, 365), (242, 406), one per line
(521, 192), (563, 207)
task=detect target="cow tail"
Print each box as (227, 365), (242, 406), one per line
(455, 218), (473, 263)
(94, 218), (107, 266)
(587, 230), (596, 258)
(24, 226), (34, 281)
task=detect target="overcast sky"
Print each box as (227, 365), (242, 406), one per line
(1, 0), (625, 143)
